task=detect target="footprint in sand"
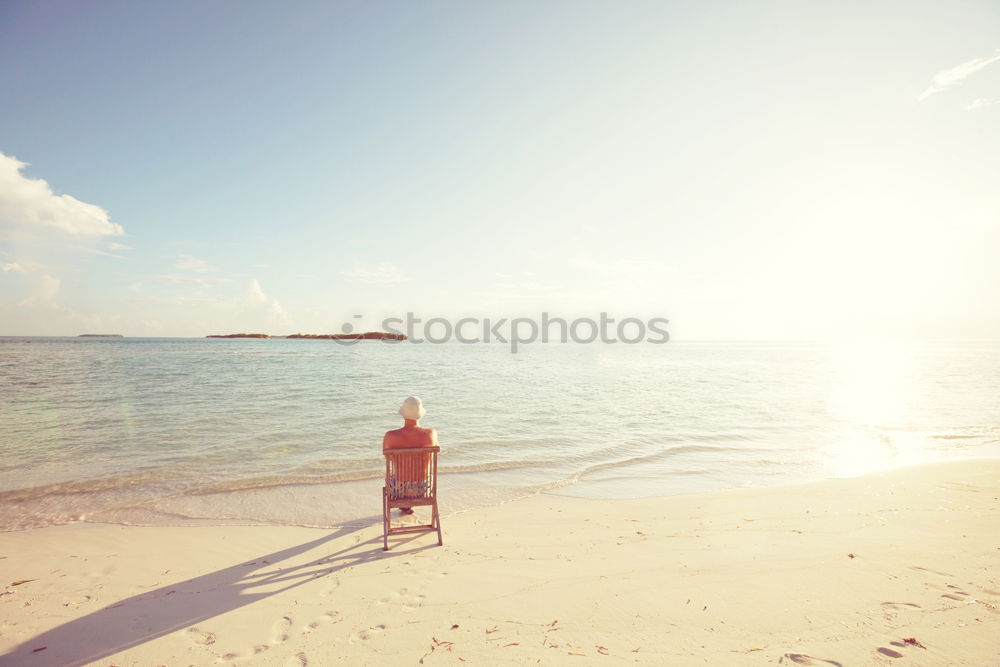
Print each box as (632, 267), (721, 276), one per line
(940, 584), (972, 601)
(185, 627), (216, 646)
(378, 587), (425, 610)
(271, 616), (292, 644)
(350, 624), (386, 643)
(779, 654), (843, 666)
(910, 567), (976, 602)
(284, 652), (308, 667)
(879, 601), (922, 621)
(909, 565), (953, 577)
(304, 611), (342, 633)
(63, 594), (92, 606)
(876, 647), (904, 659)
(318, 578), (341, 597)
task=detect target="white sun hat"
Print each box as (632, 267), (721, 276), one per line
(398, 396), (427, 420)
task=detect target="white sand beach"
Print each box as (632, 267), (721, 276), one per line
(1, 459), (998, 666)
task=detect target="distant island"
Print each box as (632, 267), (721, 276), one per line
(206, 332), (406, 340)
(206, 333), (270, 339)
(78, 334), (124, 338)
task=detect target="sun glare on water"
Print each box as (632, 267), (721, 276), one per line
(822, 340), (921, 478)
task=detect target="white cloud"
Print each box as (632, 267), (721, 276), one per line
(174, 254), (218, 273)
(246, 279), (268, 304)
(2, 271), (109, 334)
(341, 261), (409, 286)
(965, 97), (1000, 111)
(154, 274), (233, 288)
(244, 279), (289, 323)
(108, 242), (131, 251)
(0, 152), (123, 236)
(920, 50), (1000, 101)
(75, 245), (125, 259)
(1, 262), (25, 273)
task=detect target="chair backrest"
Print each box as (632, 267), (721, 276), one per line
(383, 446), (439, 502)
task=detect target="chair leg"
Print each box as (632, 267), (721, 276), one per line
(434, 501), (443, 546)
(382, 487), (389, 551)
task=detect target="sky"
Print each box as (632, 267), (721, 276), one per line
(1, 0), (998, 340)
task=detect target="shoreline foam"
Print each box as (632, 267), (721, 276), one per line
(3, 452), (999, 533)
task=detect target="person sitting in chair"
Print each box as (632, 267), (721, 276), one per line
(383, 396), (438, 514)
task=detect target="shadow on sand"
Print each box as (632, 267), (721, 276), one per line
(0, 517), (436, 667)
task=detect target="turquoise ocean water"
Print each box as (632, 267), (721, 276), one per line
(1, 337), (998, 531)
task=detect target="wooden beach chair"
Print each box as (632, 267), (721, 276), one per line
(382, 446), (443, 551)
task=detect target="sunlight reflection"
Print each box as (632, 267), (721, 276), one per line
(823, 340), (920, 477)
